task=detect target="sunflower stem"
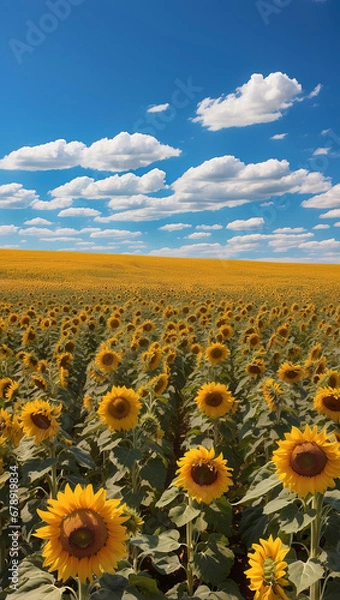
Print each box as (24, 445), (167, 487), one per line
(77, 578), (90, 600)
(310, 492), (324, 600)
(186, 496), (194, 597)
(50, 444), (57, 498)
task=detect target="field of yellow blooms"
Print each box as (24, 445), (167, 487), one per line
(1, 249), (340, 600)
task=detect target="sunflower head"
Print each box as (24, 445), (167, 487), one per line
(262, 378), (283, 412)
(174, 445), (233, 504)
(34, 483), (127, 583)
(277, 361), (305, 384)
(98, 386), (141, 431)
(272, 424), (340, 497)
(195, 382), (236, 419)
(245, 535), (290, 600)
(20, 400), (62, 445)
(95, 345), (121, 373)
(314, 387), (340, 422)
(205, 343), (230, 365)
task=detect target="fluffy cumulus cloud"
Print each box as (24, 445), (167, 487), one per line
(97, 154), (330, 222)
(89, 229), (142, 239)
(158, 223), (192, 231)
(313, 224), (330, 229)
(24, 217), (53, 225)
(0, 225), (18, 235)
(31, 197), (73, 211)
(58, 208), (101, 218)
(0, 183), (39, 209)
(320, 209), (340, 219)
(196, 224), (223, 230)
(0, 133), (181, 172)
(302, 184), (340, 209)
(226, 217), (264, 230)
(185, 232), (211, 239)
(50, 168), (166, 201)
(192, 72), (302, 130)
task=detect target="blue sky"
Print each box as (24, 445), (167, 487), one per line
(1, 0), (340, 262)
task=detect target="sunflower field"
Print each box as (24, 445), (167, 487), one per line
(1, 250), (340, 600)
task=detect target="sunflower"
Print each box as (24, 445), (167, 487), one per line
(98, 386), (141, 431)
(34, 483), (127, 583)
(245, 358), (265, 377)
(0, 378), (19, 400)
(150, 372), (168, 396)
(8, 415), (24, 446)
(277, 361), (305, 384)
(245, 535), (290, 600)
(95, 345), (121, 373)
(173, 446), (233, 504)
(195, 382), (236, 419)
(205, 343), (230, 366)
(314, 387), (340, 422)
(262, 379), (283, 412)
(319, 370), (340, 389)
(272, 424), (340, 497)
(141, 345), (162, 371)
(20, 400), (62, 445)
(0, 408), (12, 438)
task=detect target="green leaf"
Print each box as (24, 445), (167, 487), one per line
(239, 506), (268, 546)
(235, 473), (281, 504)
(151, 555), (182, 576)
(193, 537), (234, 586)
(130, 530), (181, 555)
(169, 503), (201, 527)
(112, 447), (143, 469)
(279, 504), (316, 534)
(263, 489), (296, 515)
(201, 496), (232, 536)
(9, 559), (65, 600)
(323, 579), (340, 600)
(139, 457), (166, 490)
(127, 574), (162, 596)
(324, 490), (340, 511)
(70, 445), (96, 469)
(21, 458), (58, 484)
(288, 559), (324, 595)
(155, 486), (180, 507)
(217, 580), (244, 600)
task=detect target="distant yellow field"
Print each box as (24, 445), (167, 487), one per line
(1, 249), (339, 301)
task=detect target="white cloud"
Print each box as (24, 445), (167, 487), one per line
(58, 207), (101, 218)
(186, 232), (211, 239)
(0, 225), (18, 235)
(298, 238), (340, 252)
(0, 133), (181, 172)
(85, 155), (330, 223)
(89, 229), (142, 239)
(158, 223), (192, 232)
(273, 227), (306, 233)
(334, 222), (340, 227)
(308, 83), (322, 99)
(50, 169), (166, 202)
(0, 183), (39, 209)
(302, 184), (340, 209)
(147, 103), (170, 113)
(270, 133), (287, 140)
(196, 224), (223, 230)
(313, 224), (330, 229)
(192, 72), (302, 131)
(226, 217), (264, 230)
(31, 197), (73, 211)
(312, 147), (329, 156)
(320, 209), (340, 219)
(149, 243), (226, 258)
(19, 227), (84, 238)
(24, 217), (53, 225)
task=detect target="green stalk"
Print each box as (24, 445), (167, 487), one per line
(310, 492), (324, 600)
(186, 496), (194, 597)
(77, 578), (90, 600)
(50, 444), (58, 498)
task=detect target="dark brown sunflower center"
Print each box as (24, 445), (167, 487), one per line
(30, 413), (51, 430)
(249, 365), (261, 374)
(60, 509), (108, 558)
(290, 442), (327, 477)
(285, 370), (299, 379)
(102, 353), (115, 366)
(191, 461), (218, 486)
(205, 392), (223, 407)
(108, 397), (130, 419)
(328, 376), (337, 388)
(322, 395), (340, 412)
(211, 348), (223, 359)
